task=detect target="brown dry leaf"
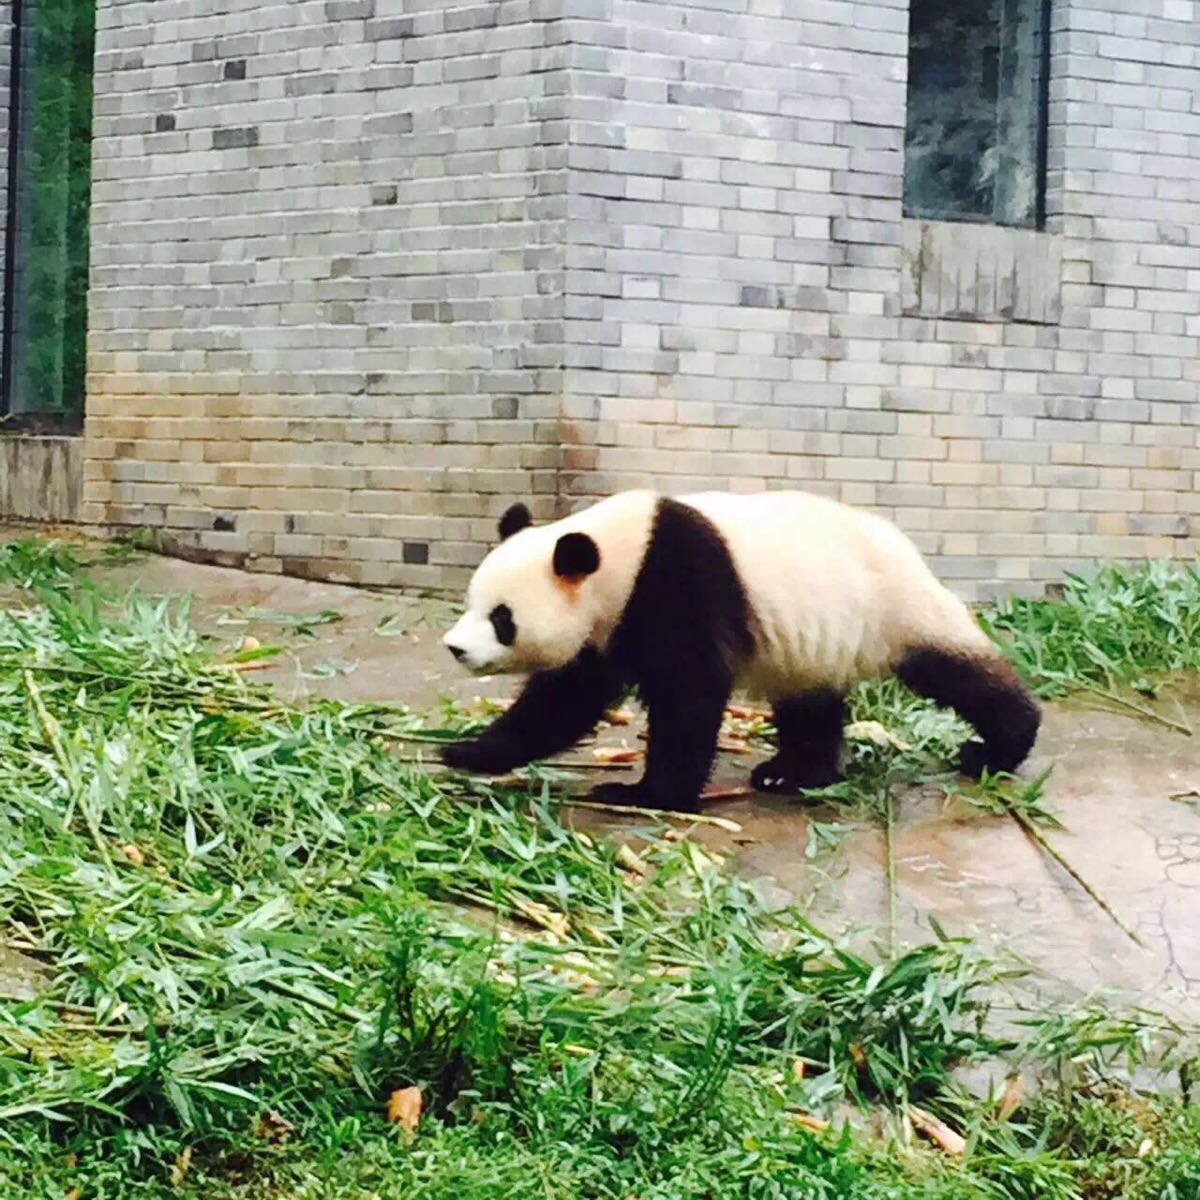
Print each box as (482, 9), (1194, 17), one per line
(255, 1110), (295, 1143)
(909, 1105), (966, 1156)
(700, 785), (754, 802)
(791, 1059), (806, 1082)
(997, 1074), (1023, 1121)
(592, 746), (643, 764)
(169, 1145), (193, 1186)
(717, 736), (751, 754)
(387, 1086), (424, 1133)
(603, 708), (635, 725)
(65, 1191), (80, 1200)
(848, 1044), (868, 1072)
(725, 704), (768, 721)
(119, 843), (146, 867)
(791, 1112), (830, 1133)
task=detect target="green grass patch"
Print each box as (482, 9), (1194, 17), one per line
(0, 551), (1198, 1197)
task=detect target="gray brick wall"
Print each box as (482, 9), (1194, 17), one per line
(556, 0), (1200, 601)
(85, 0), (569, 588)
(84, 0), (1200, 599)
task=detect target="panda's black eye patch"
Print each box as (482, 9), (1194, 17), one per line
(489, 604), (516, 646)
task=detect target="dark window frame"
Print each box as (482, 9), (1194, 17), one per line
(903, 0), (1054, 232)
(1, 0), (93, 432)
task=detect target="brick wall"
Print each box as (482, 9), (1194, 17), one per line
(85, 0), (1200, 599)
(559, 0), (1200, 601)
(85, 0), (568, 588)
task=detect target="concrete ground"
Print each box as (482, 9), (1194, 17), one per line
(6, 536), (1200, 1018)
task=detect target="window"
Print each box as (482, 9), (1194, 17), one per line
(3, 0), (96, 424)
(903, 0), (1050, 229)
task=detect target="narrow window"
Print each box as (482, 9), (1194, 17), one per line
(904, 0), (1050, 229)
(3, 0), (96, 424)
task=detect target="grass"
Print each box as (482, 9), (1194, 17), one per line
(0, 547), (1199, 1198)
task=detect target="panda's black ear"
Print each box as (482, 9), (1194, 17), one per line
(498, 503), (532, 541)
(553, 532), (600, 580)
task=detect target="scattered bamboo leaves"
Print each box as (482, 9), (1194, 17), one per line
(0, 544), (1199, 1198)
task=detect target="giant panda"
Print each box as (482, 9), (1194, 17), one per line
(440, 489), (1041, 813)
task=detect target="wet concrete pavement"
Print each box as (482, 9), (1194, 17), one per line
(5, 537), (1200, 1018)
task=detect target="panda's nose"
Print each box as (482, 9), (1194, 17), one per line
(446, 643), (466, 662)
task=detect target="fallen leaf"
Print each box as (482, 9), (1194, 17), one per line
(791, 1112), (829, 1133)
(169, 1145), (193, 1186)
(255, 1110), (295, 1143)
(909, 1105), (966, 1156)
(119, 843), (145, 867)
(700, 785), (754, 802)
(717, 736), (751, 754)
(387, 1086), (424, 1133)
(997, 1074), (1023, 1121)
(240, 635), (261, 652)
(791, 1059), (806, 1082)
(592, 746), (643, 764)
(725, 704), (769, 721)
(65, 1191), (80, 1200)
(603, 708), (634, 725)
(848, 1044), (868, 1072)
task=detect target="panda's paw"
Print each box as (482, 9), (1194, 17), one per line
(751, 757), (841, 795)
(587, 781), (699, 813)
(441, 737), (517, 776)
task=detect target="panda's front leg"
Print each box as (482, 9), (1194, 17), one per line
(442, 647), (625, 775)
(590, 668), (731, 813)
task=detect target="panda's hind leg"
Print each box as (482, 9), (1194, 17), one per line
(896, 645), (1041, 778)
(751, 691), (845, 795)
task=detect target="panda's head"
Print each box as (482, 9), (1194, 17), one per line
(442, 502), (604, 675)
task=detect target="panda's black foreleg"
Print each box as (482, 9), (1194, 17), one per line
(896, 645), (1041, 777)
(441, 647), (625, 775)
(590, 668), (732, 813)
(751, 691), (845, 795)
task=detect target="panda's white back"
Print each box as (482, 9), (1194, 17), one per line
(679, 490), (988, 696)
